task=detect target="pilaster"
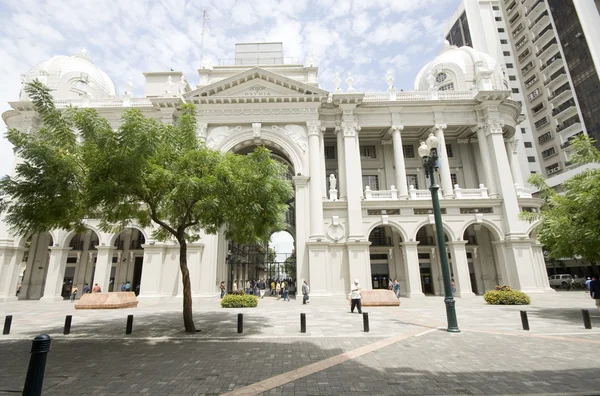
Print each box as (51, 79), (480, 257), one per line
(400, 242), (425, 298)
(139, 243), (166, 298)
(92, 246), (116, 294)
(307, 241), (331, 296)
(0, 247), (24, 302)
(307, 120), (325, 239)
(335, 126), (347, 198)
(293, 175), (310, 286)
(40, 247), (72, 302)
(447, 241), (475, 298)
(340, 105), (364, 239)
(346, 241), (372, 292)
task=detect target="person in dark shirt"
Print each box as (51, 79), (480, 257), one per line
(589, 275), (600, 312)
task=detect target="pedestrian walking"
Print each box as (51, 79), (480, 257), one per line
(590, 275), (600, 312)
(585, 277), (592, 291)
(276, 281), (281, 300)
(220, 281), (226, 298)
(82, 283), (90, 294)
(393, 279), (401, 299)
(270, 280), (276, 296)
(259, 279), (266, 299)
(70, 284), (78, 302)
(350, 279), (362, 313)
(451, 278), (456, 294)
(283, 283), (290, 302)
(246, 280), (251, 295)
(302, 280), (310, 304)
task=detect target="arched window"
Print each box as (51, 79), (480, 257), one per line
(436, 73), (447, 83)
(439, 83), (455, 91)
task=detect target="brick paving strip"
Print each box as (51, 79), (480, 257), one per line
(221, 327), (439, 396)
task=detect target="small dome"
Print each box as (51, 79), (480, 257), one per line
(413, 42), (508, 92)
(20, 50), (117, 101)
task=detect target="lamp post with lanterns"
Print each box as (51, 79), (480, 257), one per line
(418, 133), (460, 333)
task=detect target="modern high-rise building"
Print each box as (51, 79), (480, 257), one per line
(445, 0), (600, 188)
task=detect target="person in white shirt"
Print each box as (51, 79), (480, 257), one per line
(350, 279), (362, 314)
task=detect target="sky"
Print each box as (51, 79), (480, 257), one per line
(0, 0), (462, 254)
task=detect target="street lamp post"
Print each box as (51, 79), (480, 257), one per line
(418, 133), (460, 333)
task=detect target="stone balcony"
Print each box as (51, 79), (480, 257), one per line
(361, 184), (490, 201)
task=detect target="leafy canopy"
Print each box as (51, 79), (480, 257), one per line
(1, 80), (294, 245)
(520, 135), (600, 264)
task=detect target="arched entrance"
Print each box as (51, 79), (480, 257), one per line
(112, 228), (145, 295)
(463, 224), (502, 293)
(414, 224), (451, 295)
(224, 144), (297, 295)
(65, 229), (100, 295)
(367, 225), (403, 290)
(18, 232), (53, 300)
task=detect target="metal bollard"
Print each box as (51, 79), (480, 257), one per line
(63, 315), (72, 335)
(125, 315), (133, 335)
(300, 313), (306, 333)
(237, 313), (243, 334)
(520, 310), (530, 331)
(363, 312), (370, 333)
(582, 309), (592, 329)
(3, 315), (12, 335)
(22, 334), (52, 396)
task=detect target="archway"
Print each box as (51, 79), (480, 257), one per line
(463, 224), (502, 294)
(64, 229), (100, 296)
(367, 225), (404, 291)
(414, 224), (451, 295)
(224, 143), (297, 295)
(112, 228), (146, 295)
(18, 232), (53, 300)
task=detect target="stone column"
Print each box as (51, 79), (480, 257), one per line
(391, 125), (409, 199)
(433, 124), (454, 198)
(475, 124), (498, 198)
(293, 175), (309, 288)
(306, 120), (325, 239)
(335, 127), (347, 198)
(342, 120), (364, 239)
(457, 139), (477, 188)
(40, 247), (72, 301)
(319, 129), (327, 199)
(93, 246), (115, 293)
(139, 244), (165, 298)
(447, 241), (475, 298)
(400, 242), (425, 298)
(506, 138), (524, 189)
(0, 247), (24, 302)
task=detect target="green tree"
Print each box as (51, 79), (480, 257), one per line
(283, 250), (296, 280)
(0, 81), (293, 332)
(520, 135), (600, 269)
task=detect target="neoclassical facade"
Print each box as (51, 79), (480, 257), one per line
(0, 43), (553, 302)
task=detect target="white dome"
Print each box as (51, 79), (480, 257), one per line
(20, 50), (117, 100)
(413, 42), (508, 92)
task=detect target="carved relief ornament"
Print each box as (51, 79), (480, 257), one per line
(272, 125), (308, 152)
(306, 120), (325, 137)
(205, 125), (243, 148)
(486, 119), (505, 135)
(341, 121), (360, 137)
(196, 122), (208, 140)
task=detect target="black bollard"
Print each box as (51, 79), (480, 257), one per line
(520, 310), (530, 331)
(22, 334), (51, 396)
(3, 315), (12, 335)
(237, 313), (243, 334)
(300, 313), (306, 333)
(363, 312), (370, 333)
(582, 309), (592, 329)
(63, 315), (72, 335)
(125, 315), (133, 335)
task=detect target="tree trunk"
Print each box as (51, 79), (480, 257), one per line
(178, 240), (197, 333)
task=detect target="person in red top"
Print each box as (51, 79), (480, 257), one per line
(92, 283), (102, 293)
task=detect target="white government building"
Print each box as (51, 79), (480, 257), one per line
(0, 42), (553, 303)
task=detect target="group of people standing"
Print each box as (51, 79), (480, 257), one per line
(220, 278), (299, 302)
(387, 279), (401, 299)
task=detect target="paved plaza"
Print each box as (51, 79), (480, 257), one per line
(1, 291), (599, 395)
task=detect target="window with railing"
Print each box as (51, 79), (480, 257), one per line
(538, 131), (553, 144)
(369, 227), (392, 246)
(362, 175), (379, 190)
(528, 88), (541, 101)
(403, 145), (415, 158)
(529, 11), (549, 29)
(540, 53), (562, 71)
(536, 38), (557, 57)
(407, 174), (419, 189)
(546, 163), (561, 174)
(552, 99), (575, 116)
(524, 74), (538, 88)
(525, 0), (543, 17)
(556, 115), (581, 132)
(516, 36), (528, 50)
(532, 103), (545, 115)
(549, 82), (570, 100)
(541, 146), (557, 158)
(324, 146), (335, 160)
(439, 83), (455, 91)
(522, 61), (534, 74)
(533, 25), (553, 43)
(518, 48), (531, 62)
(544, 68), (566, 85)
(360, 145), (377, 159)
(512, 22), (524, 37)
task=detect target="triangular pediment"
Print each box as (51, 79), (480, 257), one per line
(185, 67), (328, 99)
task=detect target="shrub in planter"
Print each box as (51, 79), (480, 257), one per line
(221, 294), (258, 308)
(484, 286), (531, 305)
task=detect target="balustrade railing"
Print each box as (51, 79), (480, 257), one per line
(453, 184), (489, 199)
(362, 91), (475, 102)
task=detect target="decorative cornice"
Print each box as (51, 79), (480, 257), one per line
(381, 139), (393, 146)
(456, 138), (470, 144)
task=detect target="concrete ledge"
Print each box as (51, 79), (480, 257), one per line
(360, 290), (401, 306)
(75, 292), (139, 309)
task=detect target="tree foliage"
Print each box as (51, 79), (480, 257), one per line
(520, 135), (600, 265)
(1, 80), (294, 332)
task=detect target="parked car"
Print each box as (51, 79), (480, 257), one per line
(548, 274), (574, 289)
